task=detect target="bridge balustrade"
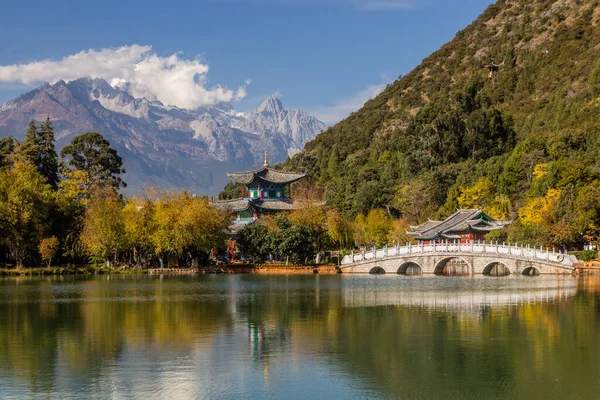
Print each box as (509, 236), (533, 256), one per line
(341, 241), (572, 266)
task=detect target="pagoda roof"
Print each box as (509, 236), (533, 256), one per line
(252, 199), (302, 211)
(213, 198), (251, 212)
(226, 167), (306, 186)
(213, 198), (305, 212)
(407, 209), (511, 240)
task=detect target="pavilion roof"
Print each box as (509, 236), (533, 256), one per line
(213, 198), (306, 212)
(213, 198), (251, 212)
(251, 199), (302, 211)
(226, 167), (306, 186)
(407, 209), (511, 240)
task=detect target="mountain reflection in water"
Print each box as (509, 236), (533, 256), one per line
(0, 275), (598, 400)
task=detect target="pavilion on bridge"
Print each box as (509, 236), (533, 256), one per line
(407, 209), (511, 244)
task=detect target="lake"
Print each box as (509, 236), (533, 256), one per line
(0, 274), (598, 399)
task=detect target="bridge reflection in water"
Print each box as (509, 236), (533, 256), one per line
(341, 276), (577, 313)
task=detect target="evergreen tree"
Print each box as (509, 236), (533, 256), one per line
(39, 117), (59, 188)
(60, 132), (126, 189)
(0, 136), (18, 167)
(18, 118), (59, 188)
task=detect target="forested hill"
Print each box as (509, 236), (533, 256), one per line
(282, 0), (600, 249)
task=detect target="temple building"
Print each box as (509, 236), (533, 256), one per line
(407, 209), (511, 244)
(215, 153), (307, 257)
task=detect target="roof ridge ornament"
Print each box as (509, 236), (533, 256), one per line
(264, 151), (269, 168)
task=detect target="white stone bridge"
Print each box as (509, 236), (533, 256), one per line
(340, 241), (577, 276)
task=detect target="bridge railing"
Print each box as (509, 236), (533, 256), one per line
(341, 241), (575, 266)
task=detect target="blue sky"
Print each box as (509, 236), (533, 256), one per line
(0, 0), (494, 124)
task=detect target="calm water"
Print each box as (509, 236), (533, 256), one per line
(0, 274), (599, 399)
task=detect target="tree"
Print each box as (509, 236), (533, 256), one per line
(60, 132), (126, 189)
(39, 236), (59, 268)
(326, 210), (354, 249)
(389, 218), (412, 246)
(353, 213), (368, 248)
(276, 225), (315, 264)
(19, 118), (59, 188)
(457, 177), (496, 210)
(0, 159), (54, 267)
(0, 136), (18, 167)
(151, 193), (227, 266)
(236, 222), (273, 263)
(122, 195), (156, 265)
(80, 187), (127, 266)
(289, 200), (328, 251)
(218, 181), (244, 200)
(365, 209), (391, 247)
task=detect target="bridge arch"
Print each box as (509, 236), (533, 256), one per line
(397, 262), (423, 276)
(434, 257), (471, 276)
(369, 266), (386, 275)
(522, 266), (541, 276)
(482, 262), (511, 277)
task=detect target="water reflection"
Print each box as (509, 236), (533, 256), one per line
(0, 275), (598, 399)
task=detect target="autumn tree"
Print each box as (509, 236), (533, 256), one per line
(365, 209), (391, 247)
(39, 236), (59, 268)
(122, 194), (156, 265)
(326, 210), (354, 249)
(80, 187), (128, 266)
(151, 193), (228, 266)
(289, 200), (328, 251)
(353, 213), (367, 248)
(0, 159), (54, 267)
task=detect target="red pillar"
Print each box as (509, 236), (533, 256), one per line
(229, 239), (235, 261)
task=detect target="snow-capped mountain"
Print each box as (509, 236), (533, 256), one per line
(0, 78), (326, 195)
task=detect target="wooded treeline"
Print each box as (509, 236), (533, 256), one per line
(0, 119), (229, 269)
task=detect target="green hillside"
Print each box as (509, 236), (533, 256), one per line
(284, 0), (600, 250)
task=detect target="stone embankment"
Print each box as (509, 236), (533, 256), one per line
(574, 260), (600, 275)
(195, 264), (339, 274)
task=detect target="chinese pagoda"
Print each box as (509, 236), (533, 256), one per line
(215, 153), (306, 257)
(407, 209), (511, 244)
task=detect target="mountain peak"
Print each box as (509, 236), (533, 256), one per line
(256, 95), (284, 114)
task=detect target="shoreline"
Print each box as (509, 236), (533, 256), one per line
(0, 264), (341, 277)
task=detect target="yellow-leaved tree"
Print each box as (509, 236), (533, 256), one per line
(289, 200), (328, 251)
(151, 193), (228, 267)
(457, 177), (511, 219)
(353, 213), (367, 248)
(122, 195), (156, 266)
(0, 158), (54, 268)
(518, 188), (561, 226)
(326, 209), (354, 249)
(365, 209), (391, 247)
(80, 187), (128, 266)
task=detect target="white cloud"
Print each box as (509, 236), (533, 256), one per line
(312, 82), (388, 125)
(0, 45), (248, 109)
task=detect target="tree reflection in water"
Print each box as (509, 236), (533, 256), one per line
(0, 275), (598, 399)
